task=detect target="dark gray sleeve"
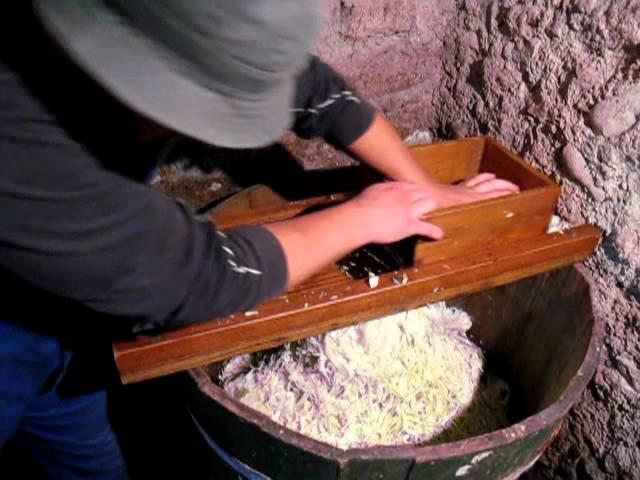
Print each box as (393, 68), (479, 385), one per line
(291, 55), (377, 149)
(0, 65), (287, 335)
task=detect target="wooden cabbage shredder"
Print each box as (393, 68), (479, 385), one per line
(113, 137), (602, 384)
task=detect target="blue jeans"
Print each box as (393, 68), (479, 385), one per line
(0, 320), (127, 479)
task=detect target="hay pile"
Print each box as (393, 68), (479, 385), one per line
(220, 302), (486, 450)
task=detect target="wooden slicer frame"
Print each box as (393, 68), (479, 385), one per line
(113, 137), (601, 384)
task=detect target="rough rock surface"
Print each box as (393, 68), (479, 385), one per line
(157, 1), (640, 478)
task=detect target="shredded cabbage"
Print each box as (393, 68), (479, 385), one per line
(221, 302), (484, 450)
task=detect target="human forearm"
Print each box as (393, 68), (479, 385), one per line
(264, 202), (368, 288)
(265, 182), (443, 289)
(347, 112), (439, 188)
(347, 113), (520, 208)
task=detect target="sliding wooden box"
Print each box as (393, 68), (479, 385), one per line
(113, 137), (600, 384)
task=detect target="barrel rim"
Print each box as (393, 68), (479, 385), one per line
(190, 264), (604, 464)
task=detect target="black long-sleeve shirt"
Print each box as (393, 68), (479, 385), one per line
(0, 8), (375, 340)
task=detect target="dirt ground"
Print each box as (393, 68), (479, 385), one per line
(157, 1), (640, 478)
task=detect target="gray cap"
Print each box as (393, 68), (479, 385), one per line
(33, 0), (322, 148)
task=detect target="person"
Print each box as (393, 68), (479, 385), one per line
(0, 1), (518, 478)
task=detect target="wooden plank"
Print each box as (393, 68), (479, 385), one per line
(481, 139), (554, 189)
(418, 186), (559, 260)
(212, 185), (559, 235)
(211, 137), (489, 229)
(338, 457), (413, 480)
(211, 179), (560, 281)
(211, 139), (560, 253)
(410, 137), (485, 183)
(212, 193), (349, 229)
(407, 427), (555, 480)
(114, 225), (601, 384)
(212, 184), (287, 212)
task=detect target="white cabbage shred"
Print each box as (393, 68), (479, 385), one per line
(220, 302), (484, 450)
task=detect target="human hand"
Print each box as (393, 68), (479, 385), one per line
(423, 173), (519, 209)
(347, 181), (444, 244)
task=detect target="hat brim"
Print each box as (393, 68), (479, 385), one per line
(34, 0), (294, 149)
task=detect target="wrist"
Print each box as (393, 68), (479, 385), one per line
(339, 198), (379, 247)
(410, 172), (442, 191)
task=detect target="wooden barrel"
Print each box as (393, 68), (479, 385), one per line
(183, 265), (602, 479)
